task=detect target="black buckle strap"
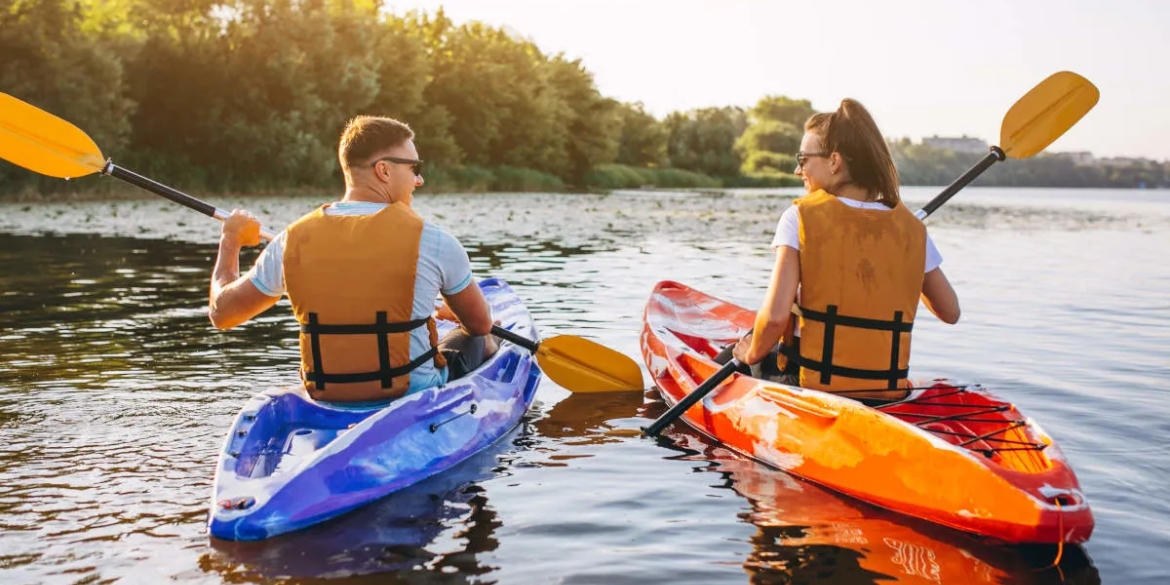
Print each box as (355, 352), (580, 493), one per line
(799, 304), (912, 389)
(798, 305), (914, 333)
(303, 311), (432, 390)
(792, 355), (909, 385)
(300, 314), (429, 335)
(305, 346), (437, 387)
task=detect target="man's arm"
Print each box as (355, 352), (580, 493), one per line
(209, 210), (280, 329)
(441, 283), (493, 336)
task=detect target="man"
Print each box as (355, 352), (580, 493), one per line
(208, 116), (497, 403)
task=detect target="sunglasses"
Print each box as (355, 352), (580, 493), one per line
(372, 156), (424, 176)
(795, 151), (831, 168)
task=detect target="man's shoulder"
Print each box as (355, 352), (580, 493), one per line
(421, 220), (463, 244)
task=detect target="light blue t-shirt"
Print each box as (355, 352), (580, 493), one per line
(246, 201), (473, 393)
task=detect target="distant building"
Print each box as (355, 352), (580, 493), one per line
(1098, 156), (1153, 167)
(1054, 151), (1096, 166)
(922, 135), (988, 153)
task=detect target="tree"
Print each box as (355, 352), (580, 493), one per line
(615, 102), (667, 168)
(733, 95), (812, 177)
(123, 0), (385, 189)
(663, 107), (747, 177)
(751, 95), (815, 129)
(0, 0), (132, 192)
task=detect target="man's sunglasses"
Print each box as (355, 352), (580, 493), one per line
(372, 157), (424, 176)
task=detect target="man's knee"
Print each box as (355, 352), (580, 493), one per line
(438, 328), (494, 381)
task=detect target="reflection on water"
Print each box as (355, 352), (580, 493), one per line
(203, 427), (521, 582)
(634, 396), (1099, 585)
(641, 414), (1095, 582)
(1, 187), (1167, 583)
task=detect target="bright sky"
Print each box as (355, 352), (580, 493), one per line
(384, 0), (1168, 161)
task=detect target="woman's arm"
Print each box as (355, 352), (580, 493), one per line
(921, 267), (960, 324)
(734, 246), (801, 364)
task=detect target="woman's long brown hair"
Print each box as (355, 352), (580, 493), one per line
(805, 99), (901, 207)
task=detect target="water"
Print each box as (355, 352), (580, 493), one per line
(1, 186), (1167, 584)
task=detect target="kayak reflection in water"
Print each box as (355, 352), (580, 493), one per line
(725, 98), (961, 402)
(205, 116), (498, 404)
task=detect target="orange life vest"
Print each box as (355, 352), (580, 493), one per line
(284, 203), (446, 402)
(786, 189), (926, 394)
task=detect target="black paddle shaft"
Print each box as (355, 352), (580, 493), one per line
(104, 162), (218, 217)
(642, 360), (739, 437)
(919, 146), (1005, 219)
(490, 325), (539, 352)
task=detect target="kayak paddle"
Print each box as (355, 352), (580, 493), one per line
(643, 70), (1099, 437)
(0, 91), (278, 240)
(0, 91), (646, 394)
(491, 326), (644, 393)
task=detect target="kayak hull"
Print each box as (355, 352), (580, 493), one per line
(641, 280), (1093, 544)
(209, 278), (541, 541)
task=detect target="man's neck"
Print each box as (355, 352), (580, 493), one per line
(341, 184), (403, 205)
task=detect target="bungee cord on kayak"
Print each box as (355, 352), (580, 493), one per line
(874, 386), (1050, 457)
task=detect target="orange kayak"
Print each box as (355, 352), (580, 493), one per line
(641, 280), (1094, 544)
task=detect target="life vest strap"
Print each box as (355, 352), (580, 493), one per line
(299, 315), (430, 335)
(799, 304), (911, 389)
(303, 346), (438, 387)
(798, 305), (915, 333)
(303, 311), (433, 390)
(791, 355), (909, 389)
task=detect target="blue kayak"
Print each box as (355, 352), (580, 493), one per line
(208, 278), (542, 541)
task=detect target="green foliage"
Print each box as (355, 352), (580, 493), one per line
(733, 95), (811, 178)
(128, 0), (385, 190)
(0, 0), (133, 193)
(1, 1), (1163, 197)
(430, 165), (495, 193)
(489, 166), (565, 192)
(741, 151), (798, 176)
(723, 172), (803, 188)
(420, 165), (563, 193)
(583, 164), (720, 190)
(664, 107), (748, 178)
(545, 56), (621, 184)
(751, 95), (815, 129)
(735, 121), (801, 166)
(615, 102), (667, 168)
(888, 140), (1170, 188)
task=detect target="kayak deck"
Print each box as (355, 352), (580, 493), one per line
(642, 280), (1093, 544)
(209, 278), (541, 541)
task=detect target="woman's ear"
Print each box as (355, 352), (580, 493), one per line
(829, 152), (845, 175)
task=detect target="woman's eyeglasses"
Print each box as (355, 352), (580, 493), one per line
(795, 151), (830, 168)
(372, 157), (424, 176)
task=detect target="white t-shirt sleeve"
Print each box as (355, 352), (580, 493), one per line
(436, 230), (474, 296)
(769, 203), (944, 272)
(247, 230), (287, 298)
(924, 232), (943, 273)
(770, 204), (801, 251)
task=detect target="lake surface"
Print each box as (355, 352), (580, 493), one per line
(1, 186), (1167, 584)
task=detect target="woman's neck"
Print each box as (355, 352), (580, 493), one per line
(831, 183), (874, 203)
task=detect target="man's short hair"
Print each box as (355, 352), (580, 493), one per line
(338, 116), (414, 171)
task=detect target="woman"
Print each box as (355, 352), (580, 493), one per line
(731, 99), (960, 401)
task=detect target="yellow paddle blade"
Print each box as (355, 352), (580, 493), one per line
(535, 335), (645, 393)
(0, 92), (106, 179)
(1000, 71), (1099, 159)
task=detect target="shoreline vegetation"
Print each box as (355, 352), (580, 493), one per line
(3, 1), (1167, 201)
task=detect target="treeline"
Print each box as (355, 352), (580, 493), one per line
(0, 0), (801, 196)
(890, 140), (1170, 189)
(0, 0), (1161, 197)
